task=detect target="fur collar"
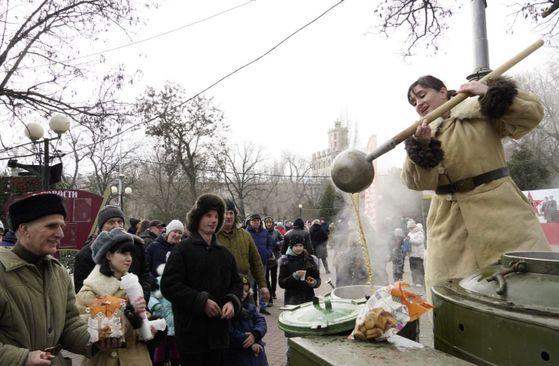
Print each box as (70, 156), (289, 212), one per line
(431, 97), (482, 137)
(82, 265), (124, 296)
(451, 96), (482, 120)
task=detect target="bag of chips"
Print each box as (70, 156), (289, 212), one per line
(85, 295), (127, 344)
(349, 282), (431, 342)
(349, 285), (408, 342)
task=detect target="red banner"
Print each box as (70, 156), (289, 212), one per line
(4, 190), (104, 250)
(541, 223), (559, 250)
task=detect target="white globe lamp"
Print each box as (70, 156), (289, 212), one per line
(49, 114), (70, 135)
(23, 122), (45, 141)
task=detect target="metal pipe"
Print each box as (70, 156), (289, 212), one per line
(42, 138), (50, 191)
(468, 0), (491, 80)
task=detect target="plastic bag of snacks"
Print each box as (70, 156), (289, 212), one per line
(349, 282), (431, 342)
(85, 295), (127, 344)
(390, 281), (433, 322)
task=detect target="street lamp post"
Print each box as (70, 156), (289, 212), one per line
(24, 115), (70, 190)
(298, 204), (303, 219)
(111, 183), (132, 210)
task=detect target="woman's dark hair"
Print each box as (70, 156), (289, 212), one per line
(137, 219), (150, 235)
(407, 75), (457, 106)
(99, 240), (136, 277)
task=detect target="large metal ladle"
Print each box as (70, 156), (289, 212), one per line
(330, 39), (544, 193)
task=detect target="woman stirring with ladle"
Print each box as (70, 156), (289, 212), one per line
(401, 75), (550, 299)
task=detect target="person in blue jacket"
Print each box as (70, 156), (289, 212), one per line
(145, 219), (184, 277)
(245, 213), (274, 315)
(0, 229), (16, 248)
(223, 274), (269, 366)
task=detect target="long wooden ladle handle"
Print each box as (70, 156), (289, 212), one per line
(366, 39), (544, 162)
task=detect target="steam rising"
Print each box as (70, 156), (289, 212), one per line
(330, 168), (423, 287)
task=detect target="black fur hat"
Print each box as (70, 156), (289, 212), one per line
(186, 193), (226, 234)
(9, 193), (67, 230)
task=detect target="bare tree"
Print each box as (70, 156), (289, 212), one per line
(265, 151), (316, 219)
(372, 1), (559, 54)
(215, 142), (265, 218)
(515, 60), (559, 175)
(75, 118), (138, 195)
(62, 127), (89, 188)
(518, 1), (559, 35)
(281, 150), (312, 203)
(136, 82), (228, 205)
(373, 0), (455, 54)
(0, 0), (151, 121)
(250, 162), (283, 217)
(131, 146), (191, 222)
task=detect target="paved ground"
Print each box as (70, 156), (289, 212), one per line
(262, 250), (433, 366)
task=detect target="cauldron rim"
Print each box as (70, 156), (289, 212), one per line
(502, 251), (559, 276)
(504, 251), (559, 262)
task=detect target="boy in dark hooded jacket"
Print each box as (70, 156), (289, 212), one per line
(278, 233), (321, 305)
(223, 275), (269, 366)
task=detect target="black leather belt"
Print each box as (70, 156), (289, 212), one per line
(436, 167), (509, 195)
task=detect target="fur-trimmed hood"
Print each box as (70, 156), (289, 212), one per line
(81, 264), (125, 297)
(186, 193), (226, 234)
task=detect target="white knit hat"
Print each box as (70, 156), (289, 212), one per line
(166, 219), (184, 234)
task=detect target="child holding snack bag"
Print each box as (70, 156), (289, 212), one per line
(278, 233), (321, 305)
(223, 274), (269, 366)
(76, 228), (152, 366)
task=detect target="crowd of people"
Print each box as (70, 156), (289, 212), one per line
(0, 192), (333, 366)
(541, 196), (558, 223)
(0, 64), (554, 366)
(389, 219), (425, 287)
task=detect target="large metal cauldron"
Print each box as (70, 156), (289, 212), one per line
(432, 251), (559, 366)
(330, 284), (376, 300)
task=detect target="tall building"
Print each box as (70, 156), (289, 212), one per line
(311, 120), (349, 177)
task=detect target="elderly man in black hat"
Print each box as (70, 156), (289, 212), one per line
(0, 193), (92, 365)
(161, 193), (243, 366)
(73, 205), (153, 301)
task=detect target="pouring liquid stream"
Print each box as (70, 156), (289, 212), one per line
(350, 193), (374, 288)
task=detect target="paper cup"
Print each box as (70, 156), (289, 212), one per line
(139, 319), (153, 340)
(149, 318), (167, 331)
(300, 270), (306, 281)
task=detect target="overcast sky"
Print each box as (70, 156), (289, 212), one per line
(120, 0), (551, 173)
(10, 0), (554, 174)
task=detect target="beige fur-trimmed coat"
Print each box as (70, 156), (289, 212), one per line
(401, 90), (551, 299)
(76, 266), (151, 366)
